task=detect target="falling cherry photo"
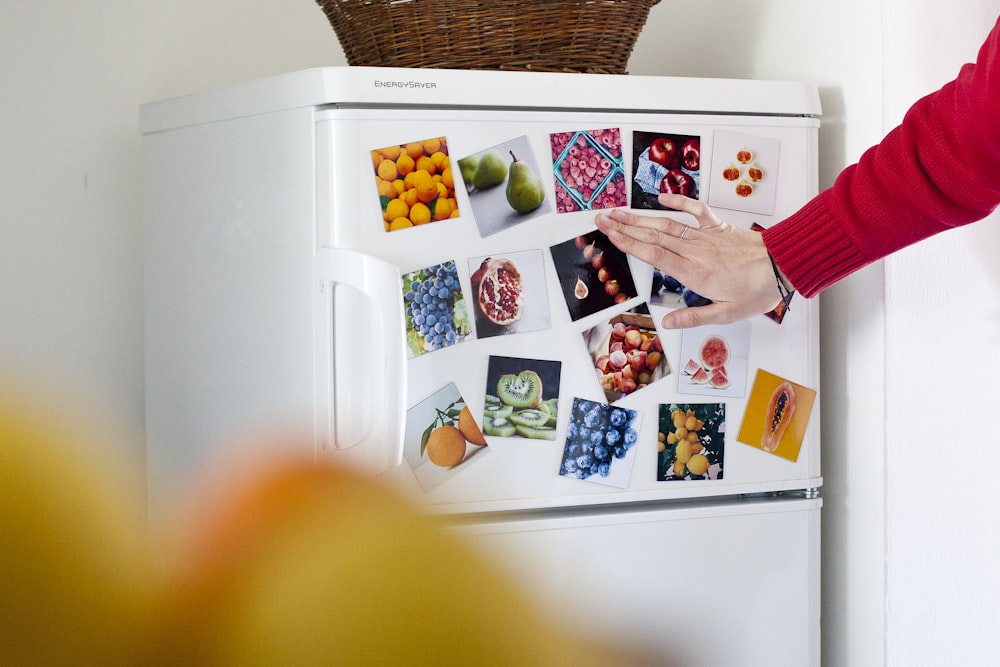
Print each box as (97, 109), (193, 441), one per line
(549, 229), (638, 321)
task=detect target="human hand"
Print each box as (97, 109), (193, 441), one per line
(594, 193), (785, 328)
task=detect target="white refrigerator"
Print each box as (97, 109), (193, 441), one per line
(142, 66), (822, 665)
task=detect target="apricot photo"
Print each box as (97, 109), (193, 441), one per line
(371, 135), (459, 232)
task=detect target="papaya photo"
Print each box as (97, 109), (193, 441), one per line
(737, 369), (817, 463)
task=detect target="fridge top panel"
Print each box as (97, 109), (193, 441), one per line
(139, 66), (822, 135)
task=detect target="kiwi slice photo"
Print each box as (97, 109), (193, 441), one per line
(483, 417), (517, 437)
(484, 403), (514, 419)
(496, 370), (543, 408)
(538, 398), (559, 426)
(515, 424), (557, 440)
(509, 408), (550, 428)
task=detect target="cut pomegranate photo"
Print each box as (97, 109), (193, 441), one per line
(467, 249), (551, 338)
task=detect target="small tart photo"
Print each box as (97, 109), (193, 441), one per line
(735, 180), (755, 198)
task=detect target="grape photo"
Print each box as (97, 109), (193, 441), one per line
(558, 398), (641, 489)
(657, 403), (725, 481)
(402, 260), (473, 358)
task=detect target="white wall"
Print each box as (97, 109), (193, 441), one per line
(0, 2), (341, 444)
(882, 3), (1000, 665)
(4, 1), (996, 665)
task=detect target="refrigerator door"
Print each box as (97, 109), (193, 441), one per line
(141, 67), (821, 516)
(315, 101), (821, 513)
(451, 495), (821, 666)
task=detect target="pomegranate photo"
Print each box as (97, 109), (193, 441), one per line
(473, 257), (523, 326)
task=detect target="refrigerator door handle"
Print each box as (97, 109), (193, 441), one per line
(314, 247), (405, 471)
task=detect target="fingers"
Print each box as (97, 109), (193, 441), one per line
(657, 194), (725, 230)
(660, 304), (724, 329)
(594, 211), (685, 270)
(598, 208), (687, 242)
(660, 300), (780, 329)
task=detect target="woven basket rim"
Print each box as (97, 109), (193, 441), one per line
(315, 0), (661, 75)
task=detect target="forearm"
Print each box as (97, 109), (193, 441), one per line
(763, 16), (1000, 297)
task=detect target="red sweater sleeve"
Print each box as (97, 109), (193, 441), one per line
(762, 16), (1000, 297)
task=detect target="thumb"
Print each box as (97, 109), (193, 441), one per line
(659, 302), (748, 329)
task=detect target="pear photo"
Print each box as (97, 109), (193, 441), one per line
(471, 149), (508, 189)
(459, 135), (551, 237)
(506, 150), (545, 213)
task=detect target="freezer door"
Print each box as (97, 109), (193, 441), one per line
(452, 496), (821, 666)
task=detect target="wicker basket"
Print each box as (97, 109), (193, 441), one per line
(315, 0), (661, 74)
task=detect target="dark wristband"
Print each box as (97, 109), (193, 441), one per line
(768, 252), (795, 311)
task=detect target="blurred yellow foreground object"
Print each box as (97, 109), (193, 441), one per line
(153, 453), (645, 666)
(0, 397), (152, 665)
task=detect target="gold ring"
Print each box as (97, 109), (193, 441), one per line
(679, 226), (688, 240)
